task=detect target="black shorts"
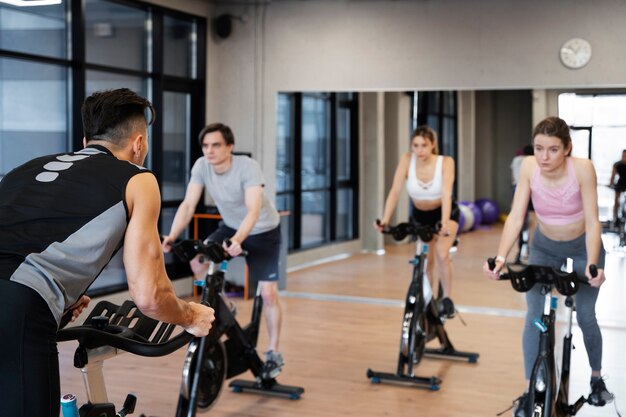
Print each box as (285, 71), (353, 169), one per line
(206, 223), (281, 282)
(411, 202), (460, 227)
(615, 183), (626, 193)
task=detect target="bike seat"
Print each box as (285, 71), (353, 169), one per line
(57, 300), (193, 357)
(504, 263), (581, 296)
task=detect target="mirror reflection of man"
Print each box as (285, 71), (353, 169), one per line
(609, 149), (626, 225)
(162, 123), (285, 379)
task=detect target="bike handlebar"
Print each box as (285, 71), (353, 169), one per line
(376, 219), (441, 243)
(487, 257), (595, 296)
(170, 239), (248, 264)
(57, 300), (194, 357)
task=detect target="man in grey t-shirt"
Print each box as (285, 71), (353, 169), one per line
(162, 123), (284, 379)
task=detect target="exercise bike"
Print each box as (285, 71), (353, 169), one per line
(58, 240), (303, 417)
(488, 258), (600, 417)
(170, 239), (304, 416)
(608, 184), (626, 248)
(366, 221), (479, 390)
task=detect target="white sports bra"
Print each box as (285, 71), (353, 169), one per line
(406, 154), (443, 201)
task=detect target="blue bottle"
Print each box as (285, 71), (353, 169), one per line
(60, 393), (79, 417)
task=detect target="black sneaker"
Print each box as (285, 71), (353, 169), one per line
(438, 297), (456, 319)
(588, 378), (614, 406)
(512, 392), (529, 417)
(261, 350), (284, 380)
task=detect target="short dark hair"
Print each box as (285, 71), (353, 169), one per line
(82, 88), (155, 146)
(198, 123), (235, 147)
(532, 117), (572, 155)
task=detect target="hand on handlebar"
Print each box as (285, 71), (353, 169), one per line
(161, 235), (175, 253)
(184, 302), (215, 337)
(223, 238), (243, 257)
(439, 220), (451, 237)
(587, 264), (605, 288)
(373, 219), (386, 233)
(483, 256), (505, 280)
(67, 295), (91, 323)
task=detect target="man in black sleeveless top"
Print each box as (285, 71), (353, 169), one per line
(610, 149), (626, 225)
(0, 88), (215, 417)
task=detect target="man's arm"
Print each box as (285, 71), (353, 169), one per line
(161, 182), (204, 252)
(609, 163), (617, 186)
(225, 185), (263, 256)
(124, 173), (214, 336)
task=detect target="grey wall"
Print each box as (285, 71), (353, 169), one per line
(475, 90), (533, 212)
(206, 0), (626, 195)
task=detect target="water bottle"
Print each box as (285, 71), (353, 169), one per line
(60, 393), (79, 417)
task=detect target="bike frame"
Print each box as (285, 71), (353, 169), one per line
(367, 222), (478, 389)
(492, 261), (593, 417)
(526, 286), (558, 416)
(398, 235), (431, 376)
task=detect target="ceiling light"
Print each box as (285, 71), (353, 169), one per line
(0, 0), (62, 6)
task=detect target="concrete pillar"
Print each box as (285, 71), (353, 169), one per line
(360, 92), (385, 252)
(457, 90), (476, 202)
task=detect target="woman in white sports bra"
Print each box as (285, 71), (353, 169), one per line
(375, 125), (459, 318)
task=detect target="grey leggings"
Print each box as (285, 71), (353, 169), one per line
(523, 227), (605, 379)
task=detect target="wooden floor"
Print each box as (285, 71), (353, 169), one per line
(58, 225), (626, 416)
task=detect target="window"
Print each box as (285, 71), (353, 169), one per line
(0, 2), (68, 59)
(84, 0), (149, 72)
(0, 58), (68, 179)
(164, 16), (196, 78)
(559, 93), (626, 221)
(276, 92), (359, 251)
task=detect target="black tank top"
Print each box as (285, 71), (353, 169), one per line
(615, 161), (626, 186)
(0, 145), (150, 325)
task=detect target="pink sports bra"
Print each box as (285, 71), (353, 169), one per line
(406, 154), (443, 201)
(530, 158), (584, 226)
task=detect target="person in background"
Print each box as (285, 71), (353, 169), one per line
(375, 125), (459, 319)
(511, 144), (535, 263)
(483, 116), (614, 417)
(0, 88), (214, 417)
(161, 123), (285, 379)
(608, 149), (626, 225)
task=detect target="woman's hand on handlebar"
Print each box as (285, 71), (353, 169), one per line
(587, 265), (605, 288)
(483, 256), (505, 280)
(439, 220), (451, 237)
(161, 235), (175, 253)
(223, 238), (243, 257)
(184, 302), (215, 337)
(373, 219), (387, 233)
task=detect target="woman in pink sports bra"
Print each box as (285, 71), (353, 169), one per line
(483, 117), (613, 415)
(375, 125), (459, 319)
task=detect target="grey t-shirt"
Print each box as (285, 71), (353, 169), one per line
(190, 154), (280, 235)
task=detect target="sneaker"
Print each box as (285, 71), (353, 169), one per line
(588, 377), (614, 406)
(261, 350), (284, 380)
(512, 393), (529, 417)
(438, 297), (456, 319)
